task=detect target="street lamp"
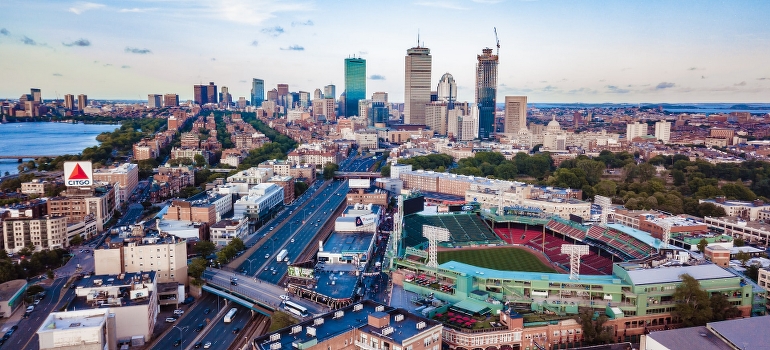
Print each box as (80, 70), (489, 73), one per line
(172, 325), (188, 348)
(246, 258), (256, 275)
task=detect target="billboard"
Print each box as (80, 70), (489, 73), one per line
(403, 195), (425, 216)
(287, 266), (314, 279)
(354, 214), (377, 227)
(63, 161), (93, 187)
(348, 179), (371, 189)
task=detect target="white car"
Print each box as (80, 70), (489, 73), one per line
(279, 295), (290, 301)
(165, 317), (177, 323)
(290, 239), (295, 243)
(203, 342), (212, 349)
(173, 309), (184, 315)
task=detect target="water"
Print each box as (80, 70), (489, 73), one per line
(0, 122), (118, 175)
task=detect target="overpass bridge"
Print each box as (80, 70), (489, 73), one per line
(203, 268), (325, 317)
(334, 171), (382, 179)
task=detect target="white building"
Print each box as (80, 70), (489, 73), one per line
(626, 121), (648, 141)
(233, 183), (284, 219)
(1, 215), (68, 253)
(93, 163), (139, 205)
(37, 309), (116, 350)
(654, 120), (671, 143)
(226, 167), (274, 184)
(94, 235), (187, 285)
(210, 217), (249, 246)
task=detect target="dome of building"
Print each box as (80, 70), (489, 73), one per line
(546, 117), (561, 132)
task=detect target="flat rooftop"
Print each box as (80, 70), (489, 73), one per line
(253, 300), (440, 350)
(707, 315), (770, 348)
(314, 268), (360, 301)
(0, 279), (26, 301)
(620, 263), (737, 286)
(39, 309), (109, 333)
(606, 223), (664, 249)
(323, 231), (374, 255)
(439, 261), (622, 285)
(646, 326), (733, 350)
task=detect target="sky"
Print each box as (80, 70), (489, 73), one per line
(1, 0), (769, 104)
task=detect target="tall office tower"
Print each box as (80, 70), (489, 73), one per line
(344, 57), (366, 118)
(504, 96), (527, 134)
(654, 120), (671, 143)
(63, 94), (75, 110)
(324, 84), (336, 100)
(193, 84), (206, 105)
(298, 91), (310, 108)
(77, 94), (88, 111)
(164, 94), (179, 107)
(370, 102), (389, 126)
(148, 94), (162, 108)
(267, 88), (278, 102)
(288, 92), (299, 109)
(404, 45), (432, 125)
(251, 78), (265, 107)
(626, 121), (648, 141)
(425, 102), (449, 135)
(277, 84), (289, 108)
(206, 82), (218, 104)
(372, 92), (388, 103)
(436, 73), (457, 105)
(338, 92), (346, 117)
(30, 88), (42, 103)
(313, 89), (323, 100)
(359, 99), (371, 122)
(475, 48), (498, 139)
(220, 86), (232, 106)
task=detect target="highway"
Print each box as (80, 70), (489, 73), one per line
(153, 294), (221, 350)
(4, 277), (68, 350)
(237, 155), (376, 285)
(194, 306), (253, 350)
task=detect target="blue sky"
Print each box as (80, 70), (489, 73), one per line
(1, 0), (768, 103)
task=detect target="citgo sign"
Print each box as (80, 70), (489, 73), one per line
(63, 161), (93, 187)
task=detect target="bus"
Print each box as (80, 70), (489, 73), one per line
(276, 249), (288, 262)
(224, 308), (238, 323)
(283, 300), (308, 317)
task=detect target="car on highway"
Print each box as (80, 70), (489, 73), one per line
(195, 323), (204, 332)
(265, 254), (270, 259)
(231, 280), (238, 286)
(194, 341), (203, 348)
(232, 327), (241, 334)
(203, 308), (211, 315)
(165, 317), (177, 323)
(173, 339), (182, 347)
(290, 238), (295, 243)
(204, 342), (212, 349)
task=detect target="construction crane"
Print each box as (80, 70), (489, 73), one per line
(494, 27), (500, 56)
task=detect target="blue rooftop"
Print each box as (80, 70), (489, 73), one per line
(438, 261), (624, 285)
(606, 223), (665, 250)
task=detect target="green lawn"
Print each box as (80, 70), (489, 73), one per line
(438, 248), (556, 273)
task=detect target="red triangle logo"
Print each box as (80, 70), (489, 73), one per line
(69, 164), (90, 180)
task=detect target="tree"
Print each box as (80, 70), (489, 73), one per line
(577, 309), (614, 345)
(194, 154), (207, 167)
(745, 265), (760, 282)
(734, 251), (751, 267)
(323, 163), (339, 180)
(697, 203), (727, 217)
(229, 237), (246, 252)
(672, 274), (712, 327)
(733, 237), (745, 247)
(194, 240), (217, 258)
(637, 163), (657, 183)
(594, 180), (617, 198)
(70, 235), (84, 246)
(380, 165), (391, 178)
(697, 238), (708, 254)
(709, 292), (741, 322)
(188, 257), (208, 279)
(46, 269), (54, 279)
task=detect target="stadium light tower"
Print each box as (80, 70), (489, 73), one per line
(561, 244), (589, 280)
(659, 219), (672, 250)
(387, 195), (404, 270)
(423, 225), (450, 268)
(594, 195), (613, 226)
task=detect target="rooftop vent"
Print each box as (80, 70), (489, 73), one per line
(290, 325), (302, 335)
(375, 305), (385, 312)
(270, 333), (281, 342)
(353, 304), (363, 312)
(334, 311), (344, 319)
(269, 343), (282, 350)
(416, 321), (426, 330)
(306, 326), (316, 337)
(382, 327), (394, 336)
(394, 314), (405, 322)
(314, 318), (324, 326)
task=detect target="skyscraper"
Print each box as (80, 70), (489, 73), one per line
(148, 94), (162, 109)
(251, 78), (265, 107)
(277, 84), (289, 109)
(164, 94), (179, 107)
(344, 57), (366, 118)
(63, 94), (75, 110)
(206, 82), (218, 105)
(324, 84), (336, 100)
(654, 121), (671, 143)
(313, 89), (323, 100)
(475, 48), (498, 139)
(436, 73), (457, 105)
(626, 122), (648, 141)
(77, 94), (88, 111)
(219, 86), (232, 106)
(193, 84), (206, 105)
(504, 96), (527, 134)
(30, 88), (41, 103)
(404, 45), (432, 125)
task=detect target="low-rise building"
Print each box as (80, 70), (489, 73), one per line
(36, 309), (117, 350)
(93, 163), (139, 205)
(233, 183), (283, 220)
(163, 191), (232, 225)
(20, 179), (55, 195)
(95, 233), (187, 285)
(704, 215), (770, 248)
(46, 184), (116, 232)
(267, 175), (295, 204)
(226, 167), (273, 185)
(210, 217), (249, 247)
(700, 197), (770, 221)
(0, 279), (27, 318)
(1, 215), (68, 253)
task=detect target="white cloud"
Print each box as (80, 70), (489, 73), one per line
(415, 1), (468, 10)
(68, 2), (105, 15)
(212, 0), (312, 25)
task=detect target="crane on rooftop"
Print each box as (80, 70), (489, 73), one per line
(494, 27), (500, 56)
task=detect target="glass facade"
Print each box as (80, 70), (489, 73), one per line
(476, 49), (498, 139)
(251, 78), (264, 107)
(344, 58), (366, 118)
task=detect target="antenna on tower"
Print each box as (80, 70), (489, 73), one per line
(417, 29), (420, 48)
(494, 27), (500, 56)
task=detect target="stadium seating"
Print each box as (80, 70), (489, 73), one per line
(493, 227), (542, 245)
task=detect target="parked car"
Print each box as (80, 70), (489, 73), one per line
(173, 309), (184, 315)
(165, 317), (177, 323)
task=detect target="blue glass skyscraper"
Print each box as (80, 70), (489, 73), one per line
(251, 78), (264, 107)
(344, 57), (366, 118)
(475, 48), (498, 139)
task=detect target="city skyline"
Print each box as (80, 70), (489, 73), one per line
(0, 0), (769, 103)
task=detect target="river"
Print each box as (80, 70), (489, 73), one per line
(0, 122), (119, 176)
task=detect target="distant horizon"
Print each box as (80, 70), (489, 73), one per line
(1, 0), (768, 103)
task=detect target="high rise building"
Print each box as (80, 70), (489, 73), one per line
(163, 94), (179, 107)
(504, 96), (527, 134)
(63, 94), (75, 110)
(147, 94), (161, 109)
(437, 73), (457, 105)
(404, 45), (432, 125)
(313, 89), (323, 100)
(298, 91), (310, 108)
(206, 82), (218, 105)
(370, 101), (389, 126)
(193, 84), (206, 105)
(626, 122), (648, 141)
(30, 88), (42, 103)
(277, 84), (289, 109)
(77, 94), (88, 111)
(267, 88), (278, 102)
(372, 92), (388, 103)
(425, 101), (449, 135)
(251, 78), (265, 107)
(344, 57), (366, 118)
(654, 120), (671, 143)
(475, 48), (498, 139)
(219, 86), (232, 106)
(324, 84), (336, 100)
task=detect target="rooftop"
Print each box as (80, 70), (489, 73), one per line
(37, 309), (110, 336)
(707, 314), (770, 348)
(0, 279), (26, 301)
(605, 223), (665, 250)
(619, 263), (737, 285)
(253, 300), (441, 350)
(439, 261), (622, 285)
(646, 326), (733, 350)
(323, 231), (375, 255)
